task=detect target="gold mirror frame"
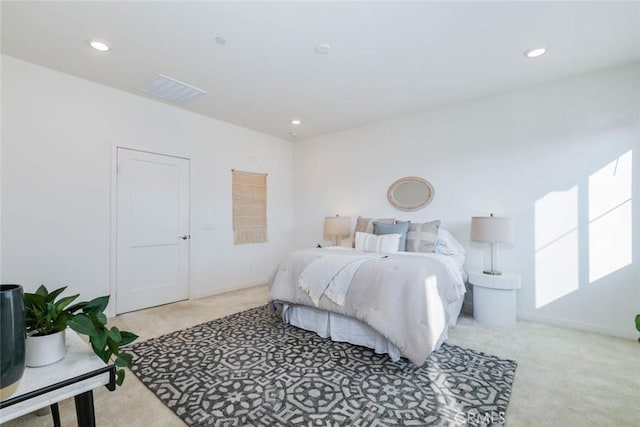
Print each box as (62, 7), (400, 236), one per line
(387, 176), (435, 212)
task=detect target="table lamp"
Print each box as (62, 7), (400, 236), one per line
(470, 213), (513, 275)
(324, 215), (350, 246)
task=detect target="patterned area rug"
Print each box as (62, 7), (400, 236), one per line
(128, 305), (517, 426)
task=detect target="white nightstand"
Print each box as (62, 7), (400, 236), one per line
(469, 271), (521, 327)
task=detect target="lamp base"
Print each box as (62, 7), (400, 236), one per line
(483, 270), (502, 276)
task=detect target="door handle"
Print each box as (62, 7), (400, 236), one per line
(179, 235), (190, 240)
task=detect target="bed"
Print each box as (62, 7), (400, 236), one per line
(269, 231), (466, 365)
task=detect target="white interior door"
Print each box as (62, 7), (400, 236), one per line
(116, 148), (190, 314)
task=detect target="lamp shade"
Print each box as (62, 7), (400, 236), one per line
(470, 215), (513, 243)
(324, 216), (350, 236)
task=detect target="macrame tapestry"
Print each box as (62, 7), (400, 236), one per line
(232, 170), (267, 244)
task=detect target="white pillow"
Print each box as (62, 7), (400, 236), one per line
(435, 229), (466, 255)
(355, 232), (401, 253)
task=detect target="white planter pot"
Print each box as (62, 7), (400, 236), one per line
(25, 329), (66, 367)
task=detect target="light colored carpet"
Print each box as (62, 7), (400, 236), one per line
(5, 284), (639, 426)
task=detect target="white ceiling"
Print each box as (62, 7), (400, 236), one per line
(2, 1), (639, 140)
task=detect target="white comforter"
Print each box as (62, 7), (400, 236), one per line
(269, 248), (466, 365)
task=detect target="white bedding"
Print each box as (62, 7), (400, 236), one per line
(269, 248), (466, 365)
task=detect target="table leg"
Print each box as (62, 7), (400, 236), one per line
(74, 390), (96, 427)
(50, 402), (61, 427)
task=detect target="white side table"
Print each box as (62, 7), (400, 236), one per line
(469, 271), (521, 327)
(0, 329), (115, 426)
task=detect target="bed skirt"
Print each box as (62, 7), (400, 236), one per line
(275, 297), (464, 363)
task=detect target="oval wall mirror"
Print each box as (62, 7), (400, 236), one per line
(387, 177), (435, 211)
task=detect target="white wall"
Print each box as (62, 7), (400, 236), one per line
(293, 63), (640, 339)
(1, 55), (293, 309)
(2, 54), (638, 339)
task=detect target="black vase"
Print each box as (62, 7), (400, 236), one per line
(0, 284), (26, 399)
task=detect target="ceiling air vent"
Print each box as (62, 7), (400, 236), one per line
(141, 74), (206, 103)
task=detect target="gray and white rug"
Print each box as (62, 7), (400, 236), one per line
(128, 305), (517, 426)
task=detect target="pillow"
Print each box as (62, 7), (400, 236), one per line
(355, 232), (401, 253)
(406, 220), (441, 253)
(352, 217), (395, 247)
(435, 228), (466, 256)
(373, 221), (410, 251)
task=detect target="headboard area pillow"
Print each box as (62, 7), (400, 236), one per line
(373, 220), (411, 251)
(353, 216), (395, 247)
(406, 220), (441, 253)
(355, 232), (401, 253)
(435, 228), (465, 256)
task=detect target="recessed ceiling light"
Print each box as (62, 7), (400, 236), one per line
(215, 36), (227, 45)
(89, 40), (110, 52)
(524, 47), (546, 58)
(291, 119), (301, 125)
(314, 44), (331, 54)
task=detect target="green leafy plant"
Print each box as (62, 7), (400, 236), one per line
(24, 285), (138, 386)
(636, 314), (640, 344)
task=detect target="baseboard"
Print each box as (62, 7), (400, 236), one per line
(107, 282), (267, 319)
(517, 312), (636, 340)
(191, 281), (268, 300)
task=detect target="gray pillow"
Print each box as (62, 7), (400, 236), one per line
(373, 221), (410, 251)
(406, 220), (441, 253)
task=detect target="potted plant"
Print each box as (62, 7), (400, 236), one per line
(636, 314), (640, 343)
(24, 285), (137, 385)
